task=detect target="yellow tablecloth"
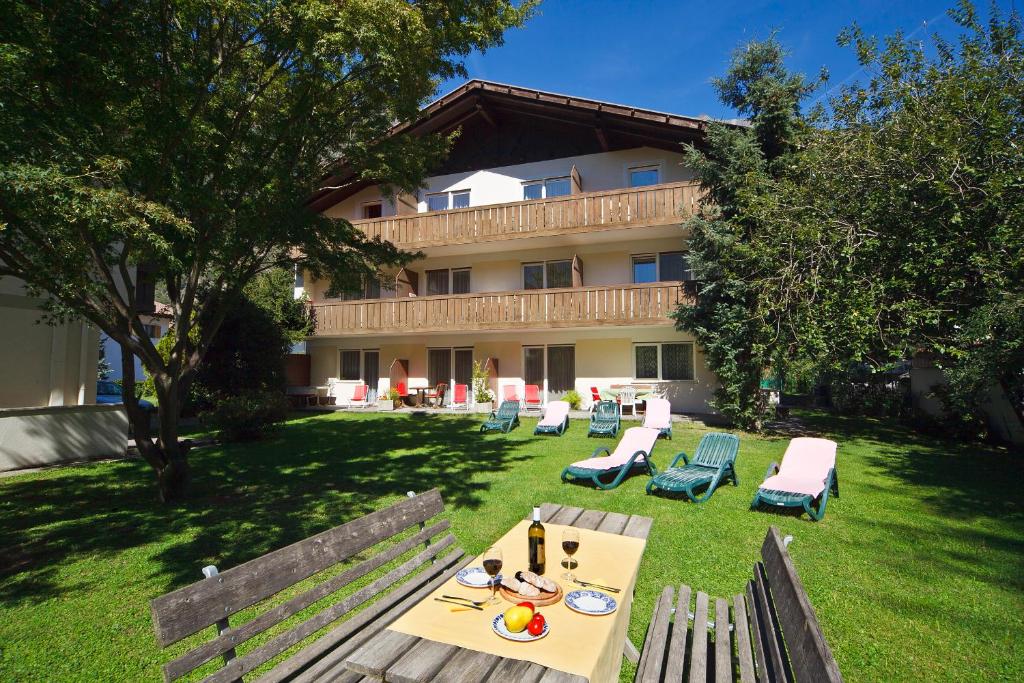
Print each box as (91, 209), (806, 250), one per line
(387, 520), (647, 683)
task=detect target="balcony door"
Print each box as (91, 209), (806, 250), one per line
(523, 345), (575, 402)
(427, 348), (451, 388)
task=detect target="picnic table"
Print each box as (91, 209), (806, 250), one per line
(341, 503), (653, 682)
(599, 385), (661, 402)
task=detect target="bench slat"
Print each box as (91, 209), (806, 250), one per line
(274, 552), (471, 683)
(431, 648), (501, 682)
(688, 591), (709, 683)
(761, 528), (843, 682)
(751, 561), (788, 683)
(638, 585), (675, 683)
(550, 506), (585, 525)
(538, 503), (563, 522)
(488, 658), (546, 682)
(344, 628), (420, 678)
(733, 594), (756, 683)
(715, 597), (730, 683)
(573, 509), (607, 530)
(538, 669), (589, 682)
(664, 584), (691, 682)
(622, 515), (653, 540)
(744, 580), (769, 683)
(595, 511), (630, 535)
(199, 541), (461, 683)
(152, 489), (444, 646)
(386, 638), (458, 683)
(164, 520), (450, 681)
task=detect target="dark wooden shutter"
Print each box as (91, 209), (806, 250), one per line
(572, 254), (584, 288)
(396, 268), (418, 297)
(135, 262), (156, 314)
(570, 165), (582, 194)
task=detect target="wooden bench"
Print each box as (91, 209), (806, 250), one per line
(150, 489), (470, 683)
(635, 526), (842, 682)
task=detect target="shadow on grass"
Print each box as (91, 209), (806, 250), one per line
(0, 412), (534, 606)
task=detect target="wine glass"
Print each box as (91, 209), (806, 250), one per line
(561, 529), (580, 581)
(482, 546), (503, 606)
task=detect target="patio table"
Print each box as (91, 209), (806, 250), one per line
(599, 386), (659, 402)
(342, 504), (652, 682)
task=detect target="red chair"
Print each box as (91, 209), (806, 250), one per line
(524, 384), (542, 412)
(451, 384), (469, 410)
(590, 386), (602, 412)
(503, 385), (519, 402)
(395, 382), (409, 407)
(349, 384), (369, 409)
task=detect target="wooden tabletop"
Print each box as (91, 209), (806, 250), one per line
(340, 503), (653, 683)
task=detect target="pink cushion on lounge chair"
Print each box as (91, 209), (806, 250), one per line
(570, 427), (660, 471)
(760, 437), (837, 497)
(642, 398), (671, 430)
(538, 401), (570, 427)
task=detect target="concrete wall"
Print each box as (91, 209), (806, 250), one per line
(0, 277), (100, 409)
(307, 327), (717, 414)
(911, 365), (1024, 445)
(0, 405), (128, 472)
(324, 146), (694, 221)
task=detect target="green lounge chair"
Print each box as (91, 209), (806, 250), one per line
(480, 400), (520, 433)
(561, 427), (660, 490)
(534, 401), (570, 436)
(751, 437), (839, 521)
(645, 432), (740, 502)
(587, 400), (620, 437)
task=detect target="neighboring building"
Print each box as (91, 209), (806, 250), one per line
(0, 274), (126, 472)
(299, 81), (720, 413)
(101, 302), (173, 381)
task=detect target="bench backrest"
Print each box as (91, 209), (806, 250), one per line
(150, 489), (457, 683)
(692, 432), (739, 468)
(748, 526), (843, 682)
(496, 400), (519, 419)
(594, 400), (618, 421)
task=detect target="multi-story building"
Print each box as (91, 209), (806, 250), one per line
(300, 81), (718, 413)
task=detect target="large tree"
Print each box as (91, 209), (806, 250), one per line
(0, 0), (532, 500)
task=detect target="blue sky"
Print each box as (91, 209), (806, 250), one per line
(437, 0), (1016, 120)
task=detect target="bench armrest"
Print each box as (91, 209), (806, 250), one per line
(670, 451), (690, 468)
(591, 446), (611, 458)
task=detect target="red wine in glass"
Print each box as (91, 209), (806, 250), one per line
(482, 547), (502, 605)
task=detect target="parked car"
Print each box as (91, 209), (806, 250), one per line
(96, 380), (156, 412)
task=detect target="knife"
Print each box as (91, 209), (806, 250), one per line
(434, 597), (484, 610)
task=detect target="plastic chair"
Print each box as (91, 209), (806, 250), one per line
(524, 384), (542, 412)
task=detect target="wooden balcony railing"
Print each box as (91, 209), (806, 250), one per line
(310, 282), (692, 336)
(351, 181), (701, 248)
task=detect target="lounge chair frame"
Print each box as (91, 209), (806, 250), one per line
(587, 400), (620, 437)
(534, 415), (568, 436)
(646, 432), (739, 503)
(480, 400), (520, 433)
(560, 436), (658, 490)
(751, 461), (840, 521)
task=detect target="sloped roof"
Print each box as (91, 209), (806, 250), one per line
(307, 80), (715, 212)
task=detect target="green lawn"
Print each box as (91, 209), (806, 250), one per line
(1, 410), (1021, 682)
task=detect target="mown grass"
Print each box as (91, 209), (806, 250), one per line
(1, 410), (1021, 682)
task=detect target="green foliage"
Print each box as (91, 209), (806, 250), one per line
(385, 388), (401, 403)
(199, 392), (289, 442)
(0, 0), (533, 499)
(471, 360), (493, 403)
(243, 268), (313, 345)
(563, 389), (583, 410)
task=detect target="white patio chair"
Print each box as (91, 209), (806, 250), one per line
(619, 385), (638, 416)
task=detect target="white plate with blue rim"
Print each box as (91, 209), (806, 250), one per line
(565, 589), (617, 616)
(492, 613), (549, 642)
(456, 566), (501, 588)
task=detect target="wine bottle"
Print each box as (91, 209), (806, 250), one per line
(528, 506), (545, 574)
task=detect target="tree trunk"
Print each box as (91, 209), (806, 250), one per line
(120, 342), (189, 502)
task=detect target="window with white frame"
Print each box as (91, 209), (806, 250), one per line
(523, 260), (572, 289)
(424, 268), (471, 296)
(340, 349), (379, 385)
(426, 189), (470, 212)
(634, 343), (695, 381)
(632, 252), (692, 283)
(523, 176), (571, 200)
(628, 164), (660, 187)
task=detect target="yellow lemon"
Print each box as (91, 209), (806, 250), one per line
(503, 605), (534, 633)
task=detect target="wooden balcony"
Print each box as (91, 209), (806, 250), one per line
(310, 282), (692, 336)
(351, 181), (701, 249)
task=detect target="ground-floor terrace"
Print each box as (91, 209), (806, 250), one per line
(304, 326), (717, 414)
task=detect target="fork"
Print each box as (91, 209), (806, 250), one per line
(441, 594), (489, 606)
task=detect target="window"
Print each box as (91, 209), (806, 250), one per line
(143, 324), (162, 339)
(426, 269), (450, 296)
(632, 255), (657, 284)
(629, 165), (660, 187)
(364, 278), (381, 299)
(634, 343), (695, 381)
(523, 176), (571, 200)
(523, 260), (572, 289)
(659, 252), (691, 281)
(452, 268), (471, 294)
(362, 202), (383, 219)
(633, 252), (693, 283)
(453, 348), (474, 386)
(340, 350), (361, 381)
(524, 347), (545, 386)
(363, 350), (380, 390)
(523, 345), (576, 398)
(428, 348), (452, 387)
(426, 190), (470, 212)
